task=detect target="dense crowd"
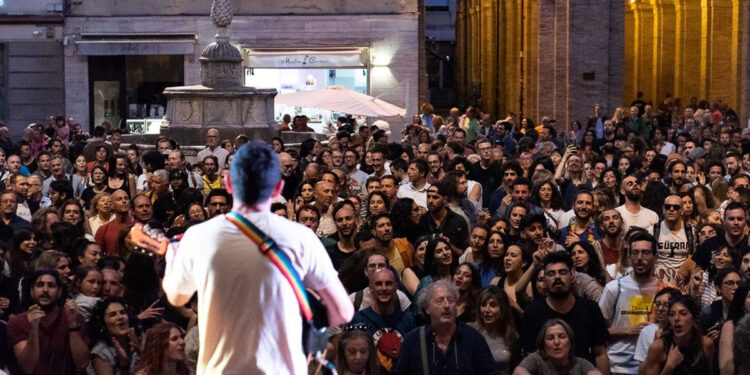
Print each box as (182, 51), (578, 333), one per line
(0, 95), (749, 375)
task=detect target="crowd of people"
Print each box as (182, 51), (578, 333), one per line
(0, 95), (749, 375)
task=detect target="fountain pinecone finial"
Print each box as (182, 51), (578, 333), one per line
(210, 0), (233, 28)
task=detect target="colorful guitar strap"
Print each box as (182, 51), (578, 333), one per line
(225, 211), (313, 321)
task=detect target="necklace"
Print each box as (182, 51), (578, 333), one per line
(570, 218), (595, 243)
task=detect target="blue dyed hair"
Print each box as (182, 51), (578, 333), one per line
(230, 141), (280, 205)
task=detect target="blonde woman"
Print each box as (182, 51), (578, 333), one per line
(88, 192), (114, 236)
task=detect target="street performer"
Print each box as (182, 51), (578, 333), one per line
(162, 141), (354, 374)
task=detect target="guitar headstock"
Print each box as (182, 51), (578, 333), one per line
(129, 223), (169, 256)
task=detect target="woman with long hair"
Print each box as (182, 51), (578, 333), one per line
(9, 229), (37, 280)
(366, 191), (389, 219)
(634, 288), (683, 366)
(644, 294), (714, 375)
(532, 180), (565, 230)
(31, 206), (59, 250)
(126, 144), (143, 176)
(680, 191), (699, 226)
(453, 263), (481, 322)
(34, 250), (71, 286)
(472, 287), (519, 374)
(135, 322), (190, 375)
(71, 265), (102, 321)
(88, 192), (114, 236)
(567, 242), (606, 288)
(718, 284), (750, 374)
(59, 199), (93, 238)
(414, 236), (458, 296)
(490, 244), (535, 313)
(402, 236), (428, 296)
(335, 329), (379, 375)
(514, 319), (601, 375)
(477, 230), (506, 287)
(88, 298), (141, 374)
(599, 168), (622, 207)
(81, 165), (114, 210)
(108, 154), (137, 198)
(87, 144), (111, 173)
(390, 198), (422, 245)
(71, 154), (89, 198)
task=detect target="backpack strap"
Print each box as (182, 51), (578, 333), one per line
(612, 276), (622, 320)
(419, 326), (429, 375)
(354, 289), (364, 311)
(685, 223), (695, 254)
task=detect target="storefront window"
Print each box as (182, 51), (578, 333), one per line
(89, 55), (183, 133)
(245, 67), (367, 133)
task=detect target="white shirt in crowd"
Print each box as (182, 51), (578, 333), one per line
(397, 182), (431, 208)
(655, 221), (690, 285)
(615, 204), (659, 234)
(163, 211), (338, 375)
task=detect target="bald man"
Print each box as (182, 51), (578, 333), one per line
(196, 128), (230, 170)
(654, 195), (694, 285)
(314, 181), (336, 237)
(95, 189), (134, 255)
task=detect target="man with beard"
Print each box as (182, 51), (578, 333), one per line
(425, 153), (445, 185)
(204, 189), (230, 218)
(559, 190), (600, 245)
(380, 175), (399, 205)
(167, 150), (203, 190)
(692, 201), (749, 273)
(725, 151), (744, 180)
(9, 269), (89, 374)
(370, 213), (410, 275)
(278, 152), (301, 200)
(95, 190), (133, 255)
(419, 182), (469, 254)
(740, 252), (750, 283)
(615, 175), (659, 233)
(153, 170), (186, 224)
(350, 268), (416, 373)
(719, 174), (750, 217)
(343, 149), (368, 195)
(653, 195), (695, 285)
(594, 209), (625, 268)
(349, 252), (412, 312)
(599, 230), (660, 375)
(520, 252), (610, 374)
(325, 201), (358, 269)
(488, 161), (523, 214)
(42, 155), (70, 197)
(495, 177), (544, 219)
(10, 173), (32, 221)
(442, 171), (477, 227)
(665, 160), (686, 195)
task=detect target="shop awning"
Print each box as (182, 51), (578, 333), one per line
(245, 48), (367, 68)
(75, 33), (196, 56)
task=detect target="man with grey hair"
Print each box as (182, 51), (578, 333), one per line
(42, 155), (70, 197)
(395, 279), (495, 374)
(196, 128), (230, 170)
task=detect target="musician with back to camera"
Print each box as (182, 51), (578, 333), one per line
(161, 141), (354, 374)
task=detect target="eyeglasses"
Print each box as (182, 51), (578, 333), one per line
(723, 280), (741, 287)
(699, 230), (717, 237)
(663, 204), (681, 211)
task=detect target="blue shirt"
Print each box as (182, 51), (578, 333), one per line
(558, 222), (601, 245)
(394, 322), (496, 375)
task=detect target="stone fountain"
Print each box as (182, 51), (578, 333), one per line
(158, 0), (278, 145)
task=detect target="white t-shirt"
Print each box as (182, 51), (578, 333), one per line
(634, 323), (659, 362)
(599, 275), (659, 375)
(397, 182), (431, 208)
(655, 221), (690, 285)
(615, 205), (659, 234)
(163, 211), (338, 375)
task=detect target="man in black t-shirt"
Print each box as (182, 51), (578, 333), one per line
(520, 251), (610, 374)
(469, 138), (501, 207)
(692, 201), (749, 271)
(325, 201), (357, 270)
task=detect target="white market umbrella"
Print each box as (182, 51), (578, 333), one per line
(275, 86), (407, 117)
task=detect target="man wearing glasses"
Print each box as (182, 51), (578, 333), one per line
(599, 230), (660, 375)
(615, 175), (659, 234)
(653, 195), (695, 285)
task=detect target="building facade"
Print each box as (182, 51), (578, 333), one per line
(0, 0), (65, 137)
(61, 0), (424, 138)
(457, 0), (750, 128)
